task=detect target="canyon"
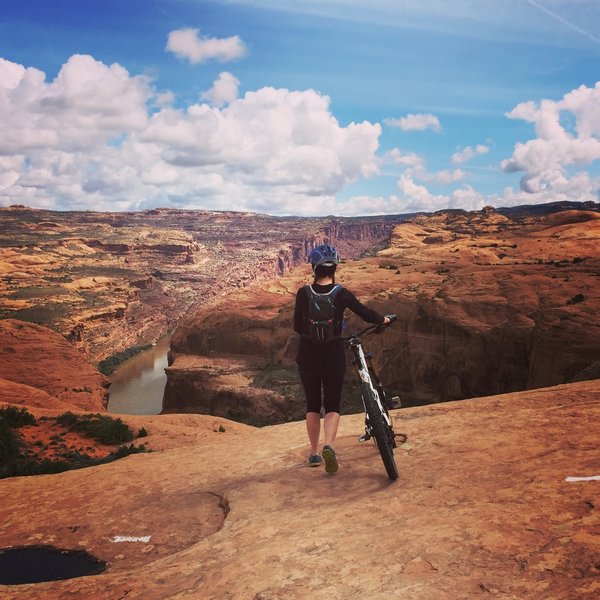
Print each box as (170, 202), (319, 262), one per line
(1, 202), (599, 598)
(0, 206), (401, 364)
(165, 204), (600, 423)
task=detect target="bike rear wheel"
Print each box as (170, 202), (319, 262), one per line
(362, 385), (398, 481)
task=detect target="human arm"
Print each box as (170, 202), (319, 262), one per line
(293, 287), (306, 335)
(342, 288), (386, 324)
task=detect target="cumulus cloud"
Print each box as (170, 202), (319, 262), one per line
(334, 176), (484, 216)
(426, 168), (466, 184)
(384, 113), (441, 132)
(201, 72), (240, 107)
(501, 82), (600, 198)
(383, 148), (465, 185)
(0, 55), (381, 215)
(451, 144), (489, 164)
(383, 148), (426, 170)
(166, 28), (247, 64)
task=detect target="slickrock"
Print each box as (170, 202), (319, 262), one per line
(1, 380), (599, 599)
(0, 319), (108, 411)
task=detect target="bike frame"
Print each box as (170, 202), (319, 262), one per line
(346, 336), (394, 433)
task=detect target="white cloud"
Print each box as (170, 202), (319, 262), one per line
(384, 113), (441, 132)
(383, 148), (426, 170)
(501, 81), (600, 198)
(0, 55), (150, 155)
(451, 144), (489, 164)
(333, 176), (484, 216)
(383, 149), (465, 185)
(166, 28), (247, 64)
(427, 168), (466, 184)
(0, 55), (381, 215)
(201, 72), (240, 107)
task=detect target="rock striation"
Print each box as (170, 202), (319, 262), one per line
(0, 206), (402, 363)
(0, 319), (109, 411)
(165, 206), (600, 420)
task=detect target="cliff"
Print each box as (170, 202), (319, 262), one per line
(164, 207), (600, 421)
(0, 206), (399, 363)
(0, 319), (109, 411)
(1, 379), (599, 598)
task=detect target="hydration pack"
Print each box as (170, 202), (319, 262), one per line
(305, 284), (342, 345)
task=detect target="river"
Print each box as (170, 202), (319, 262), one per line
(106, 335), (171, 415)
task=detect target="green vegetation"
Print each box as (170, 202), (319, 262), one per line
(5, 303), (69, 327)
(0, 409), (149, 479)
(567, 294), (585, 305)
(8, 286), (71, 300)
(56, 412), (134, 444)
(0, 423), (20, 464)
(137, 427), (148, 438)
(98, 344), (152, 375)
(0, 406), (37, 428)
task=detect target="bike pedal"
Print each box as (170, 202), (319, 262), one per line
(357, 433), (372, 443)
(390, 396), (402, 409)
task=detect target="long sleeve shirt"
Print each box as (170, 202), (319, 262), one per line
(294, 282), (385, 376)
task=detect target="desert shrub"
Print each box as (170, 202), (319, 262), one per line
(0, 424), (20, 463)
(567, 294), (585, 305)
(1, 457), (72, 478)
(0, 406), (37, 428)
(137, 427), (148, 438)
(56, 412), (134, 445)
(105, 443), (147, 461)
(9, 303), (69, 327)
(98, 344), (152, 375)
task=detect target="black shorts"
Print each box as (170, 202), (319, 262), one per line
(299, 370), (345, 414)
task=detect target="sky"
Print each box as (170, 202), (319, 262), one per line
(1, 0), (600, 216)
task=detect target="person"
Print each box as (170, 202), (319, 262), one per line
(293, 244), (390, 473)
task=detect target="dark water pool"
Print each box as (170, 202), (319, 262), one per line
(0, 546), (106, 585)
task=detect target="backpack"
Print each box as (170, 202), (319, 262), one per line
(305, 284), (343, 345)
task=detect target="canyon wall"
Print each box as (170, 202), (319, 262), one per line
(164, 207), (600, 422)
(0, 207), (400, 363)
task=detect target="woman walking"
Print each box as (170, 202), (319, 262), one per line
(293, 244), (389, 473)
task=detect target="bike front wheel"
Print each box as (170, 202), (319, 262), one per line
(362, 385), (398, 481)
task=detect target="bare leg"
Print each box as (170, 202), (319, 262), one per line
(306, 412), (321, 455)
(323, 411), (340, 447)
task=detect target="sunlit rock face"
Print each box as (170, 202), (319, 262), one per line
(164, 204), (600, 421)
(0, 319), (109, 411)
(0, 206), (402, 362)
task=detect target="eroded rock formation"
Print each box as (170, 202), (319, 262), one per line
(0, 206), (400, 363)
(165, 206), (600, 421)
(0, 319), (109, 411)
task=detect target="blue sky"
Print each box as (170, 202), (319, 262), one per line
(1, 0), (599, 215)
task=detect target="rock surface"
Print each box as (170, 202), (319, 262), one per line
(0, 206), (400, 362)
(0, 319), (109, 411)
(1, 380), (599, 599)
(165, 207), (600, 420)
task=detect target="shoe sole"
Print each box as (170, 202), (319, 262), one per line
(308, 460), (322, 468)
(322, 447), (338, 474)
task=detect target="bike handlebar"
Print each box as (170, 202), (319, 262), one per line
(342, 314), (397, 341)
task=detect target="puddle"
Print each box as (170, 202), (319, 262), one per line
(0, 546), (106, 585)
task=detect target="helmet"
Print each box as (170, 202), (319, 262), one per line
(308, 244), (339, 269)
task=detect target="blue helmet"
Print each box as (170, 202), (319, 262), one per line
(308, 244), (339, 269)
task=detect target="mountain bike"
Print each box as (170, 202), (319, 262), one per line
(344, 315), (404, 481)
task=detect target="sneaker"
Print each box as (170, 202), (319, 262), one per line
(322, 445), (338, 474)
(308, 454), (322, 467)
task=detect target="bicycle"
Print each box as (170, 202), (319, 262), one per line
(343, 315), (405, 481)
